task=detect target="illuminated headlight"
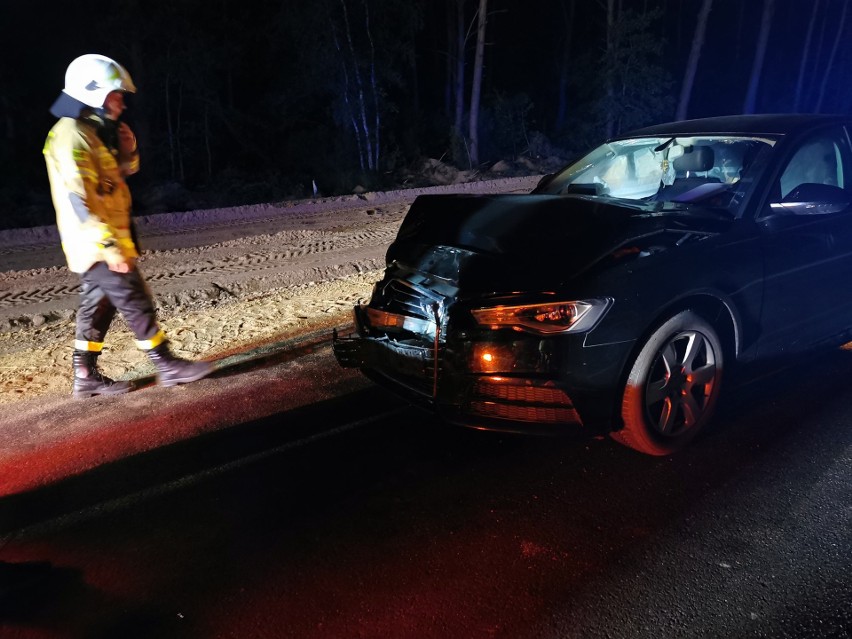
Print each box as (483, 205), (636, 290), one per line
(471, 298), (611, 335)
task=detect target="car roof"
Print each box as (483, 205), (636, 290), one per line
(623, 113), (849, 138)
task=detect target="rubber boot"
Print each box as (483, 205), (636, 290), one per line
(146, 342), (214, 387)
(72, 350), (134, 398)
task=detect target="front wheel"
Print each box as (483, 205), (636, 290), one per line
(613, 310), (723, 456)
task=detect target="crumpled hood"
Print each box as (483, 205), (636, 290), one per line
(386, 193), (731, 293)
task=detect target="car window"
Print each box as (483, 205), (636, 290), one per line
(771, 127), (852, 214)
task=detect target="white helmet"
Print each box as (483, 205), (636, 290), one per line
(62, 54), (136, 109)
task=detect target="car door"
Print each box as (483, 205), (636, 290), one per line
(757, 125), (852, 355)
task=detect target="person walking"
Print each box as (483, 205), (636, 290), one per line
(44, 54), (213, 398)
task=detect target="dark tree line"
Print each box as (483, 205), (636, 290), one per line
(1, 0), (851, 229)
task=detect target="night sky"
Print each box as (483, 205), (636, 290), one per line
(1, 0), (850, 228)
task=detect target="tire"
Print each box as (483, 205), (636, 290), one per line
(613, 310), (723, 456)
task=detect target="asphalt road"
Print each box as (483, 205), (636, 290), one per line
(1, 347), (851, 638)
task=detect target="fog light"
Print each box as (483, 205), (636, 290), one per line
(468, 340), (556, 374)
(471, 344), (515, 373)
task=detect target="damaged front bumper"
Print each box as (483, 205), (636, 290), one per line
(333, 304), (591, 433)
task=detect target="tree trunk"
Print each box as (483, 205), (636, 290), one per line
(363, 0), (380, 169)
(409, 8), (420, 131)
(554, 0), (576, 132)
(453, 0), (467, 141)
(743, 0), (774, 114)
(329, 20), (366, 171)
(339, 0), (375, 171)
(605, 0), (616, 137)
(176, 82), (184, 182)
(444, 0), (453, 118)
(676, 0), (712, 121)
(330, 0), (381, 172)
(793, 0), (821, 112)
(165, 72), (175, 179)
(815, 0), (847, 113)
(204, 103), (212, 182)
(468, 0), (487, 167)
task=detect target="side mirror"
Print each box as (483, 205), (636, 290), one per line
(768, 183), (852, 216)
(534, 173), (554, 192)
(770, 201), (850, 216)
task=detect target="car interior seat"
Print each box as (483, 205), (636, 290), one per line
(661, 146), (720, 200)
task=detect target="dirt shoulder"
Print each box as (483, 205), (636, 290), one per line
(0, 175), (540, 406)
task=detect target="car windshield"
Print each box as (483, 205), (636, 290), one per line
(540, 135), (777, 217)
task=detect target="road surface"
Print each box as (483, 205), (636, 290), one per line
(1, 345), (850, 638)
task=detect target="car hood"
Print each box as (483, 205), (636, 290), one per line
(386, 193), (732, 293)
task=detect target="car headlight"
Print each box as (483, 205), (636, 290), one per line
(471, 298), (611, 335)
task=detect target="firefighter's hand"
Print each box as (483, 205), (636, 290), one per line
(106, 254), (136, 273)
(117, 122), (137, 154)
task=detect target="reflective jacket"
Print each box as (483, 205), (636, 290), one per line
(43, 112), (140, 273)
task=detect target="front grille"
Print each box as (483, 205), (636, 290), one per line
(363, 341), (445, 399)
(375, 279), (444, 320)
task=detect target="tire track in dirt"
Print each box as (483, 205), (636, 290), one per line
(0, 175), (540, 326)
(0, 225), (398, 324)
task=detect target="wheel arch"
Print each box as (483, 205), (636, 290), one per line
(677, 294), (740, 363)
(640, 292), (739, 364)
(611, 292), (739, 430)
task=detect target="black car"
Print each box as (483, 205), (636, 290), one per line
(333, 114), (852, 455)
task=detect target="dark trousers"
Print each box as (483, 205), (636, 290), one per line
(76, 262), (161, 345)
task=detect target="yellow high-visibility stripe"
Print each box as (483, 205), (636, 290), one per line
(135, 330), (166, 350)
(74, 339), (104, 352)
(43, 131), (56, 154)
(95, 224), (113, 241)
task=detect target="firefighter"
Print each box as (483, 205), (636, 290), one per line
(44, 54), (213, 398)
